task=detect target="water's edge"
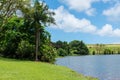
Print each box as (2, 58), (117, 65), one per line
(55, 55), (120, 80)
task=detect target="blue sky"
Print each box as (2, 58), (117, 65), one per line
(44, 0), (120, 44)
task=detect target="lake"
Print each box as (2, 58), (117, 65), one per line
(55, 55), (120, 80)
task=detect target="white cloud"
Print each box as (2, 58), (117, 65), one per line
(97, 24), (120, 37)
(102, 0), (111, 3)
(51, 6), (97, 33)
(97, 24), (113, 36)
(103, 3), (120, 22)
(85, 8), (96, 16)
(51, 6), (120, 37)
(59, 0), (99, 16)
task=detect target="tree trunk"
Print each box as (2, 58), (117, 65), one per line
(35, 29), (39, 61)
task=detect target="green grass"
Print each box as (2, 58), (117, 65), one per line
(0, 57), (98, 80)
(87, 44), (120, 54)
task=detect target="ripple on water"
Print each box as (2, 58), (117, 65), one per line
(56, 55), (120, 80)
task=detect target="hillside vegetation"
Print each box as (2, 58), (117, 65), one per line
(0, 57), (98, 80)
(87, 44), (120, 55)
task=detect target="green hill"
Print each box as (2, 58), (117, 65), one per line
(0, 57), (97, 80)
(87, 44), (120, 55)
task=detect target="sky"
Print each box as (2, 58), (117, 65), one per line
(44, 0), (120, 44)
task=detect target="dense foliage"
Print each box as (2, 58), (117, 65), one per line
(0, 0), (56, 63)
(52, 40), (89, 56)
(52, 41), (70, 56)
(69, 40), (89, 55)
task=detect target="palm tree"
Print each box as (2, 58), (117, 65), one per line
(22, 0), (55, 61)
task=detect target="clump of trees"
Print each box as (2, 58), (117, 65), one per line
(0, 0), (56, 63)
(52, 40), (89, 56)
(69, 40), (89, 55)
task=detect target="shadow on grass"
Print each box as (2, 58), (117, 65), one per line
(0, 56), (33, 62)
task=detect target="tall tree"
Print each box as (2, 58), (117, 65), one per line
(22, 0), (55, 61)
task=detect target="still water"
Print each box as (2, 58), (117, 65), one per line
(55, 55), (120, 80)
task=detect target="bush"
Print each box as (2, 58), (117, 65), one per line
(57, 48), (67, 56)
(104, 49), (112, 55)
(0, 41), (6, 55)
(69, 40), (89, 55)
(39, 44), (57, 63)
(92, 51), (96, 55)
(16, 40), (35, 60)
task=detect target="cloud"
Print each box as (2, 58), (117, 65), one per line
(102, 0), (120, 3)
(59, 0), (99, 16)
(98, 24), (113, 36)
(50, 6), (120, 37)
(51, 6), (97, 33)
(85, 8), (96, 16)
(97, 24), (120, 37)
(103, 3), (120, 22)
(102, 0), (111, 3)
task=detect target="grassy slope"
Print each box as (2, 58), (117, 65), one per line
(87, 44), (120, 48)
(87, 44), (120, 54)
(0, 57), (98, 80)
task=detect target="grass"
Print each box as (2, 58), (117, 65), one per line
(87, 44), (120, 54)
(0, 57), (98, 80)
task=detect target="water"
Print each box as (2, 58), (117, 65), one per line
(55, 55), (120, 80)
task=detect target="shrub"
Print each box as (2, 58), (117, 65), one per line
(39, 44), (57, 63)
(57, 48), (67, 56)
(16, 40), (35, 60)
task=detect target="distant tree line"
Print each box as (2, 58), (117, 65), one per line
(52, 40), (89, 56)
(88, 44), (120, 55)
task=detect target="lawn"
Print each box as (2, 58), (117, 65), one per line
(0, 57), (98, 80)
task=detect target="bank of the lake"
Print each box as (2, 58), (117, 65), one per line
(0, 57), (98, 80)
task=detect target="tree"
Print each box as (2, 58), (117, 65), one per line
(0, 0), (29, 28)
(0, 0), (30, 48)
(21, 0), (55, 61)
(52, 40), (70, 56)
(53, 40), (63, 49)
(1, 17), (24, 57)
(0, 0), (56, 62)
(69, 40), (89, 55)
(78, 41), (89, 55)
(94, 44), (105, 55)
(57, 48), (67, 56)
(104, 49), (112, 55)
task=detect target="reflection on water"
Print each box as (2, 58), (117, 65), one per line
(55, 55), (120, 80)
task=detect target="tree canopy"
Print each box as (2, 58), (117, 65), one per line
(0, 0), (56, 63)
(53, 40), (89, 56)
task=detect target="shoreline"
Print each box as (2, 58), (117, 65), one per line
(0, 57), (98, 80)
